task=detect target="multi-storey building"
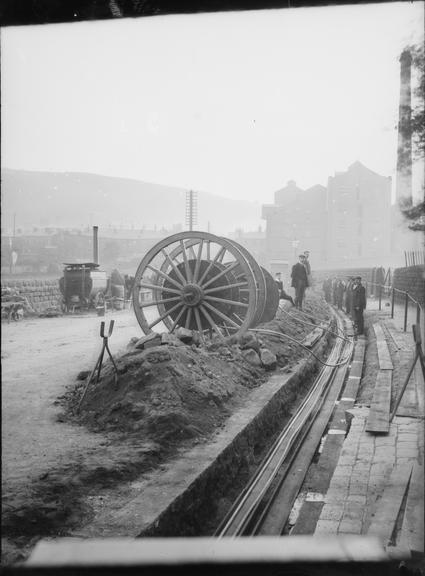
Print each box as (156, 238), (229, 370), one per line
(262, 180), (327, 277)
(261, 161), (392, 273)
(326, 161), (392, 267)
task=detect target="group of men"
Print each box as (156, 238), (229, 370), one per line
(274, 250), (312, 311)
(322, 276), (366, 335)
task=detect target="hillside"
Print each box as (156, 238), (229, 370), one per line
(1, 169), (262, 235)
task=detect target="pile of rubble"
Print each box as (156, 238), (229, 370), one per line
(61, 295), (330, 454)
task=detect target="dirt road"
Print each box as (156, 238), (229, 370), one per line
(1, 310), (140, 500)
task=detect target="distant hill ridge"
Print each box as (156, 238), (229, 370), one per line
(1, 169), (262, 235)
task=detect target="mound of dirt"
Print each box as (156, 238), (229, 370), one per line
(61, 293), (330, 452)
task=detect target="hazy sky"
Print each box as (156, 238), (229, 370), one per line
(1, 2), (424, 204)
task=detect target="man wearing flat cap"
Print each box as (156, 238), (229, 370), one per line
(351, 276), (366, 335)
(291, 254), (308, 310)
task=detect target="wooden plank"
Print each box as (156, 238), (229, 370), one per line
(366, 371), (392, 433)
(398, 463), (424, 553)
(368, 463), (413, 545)
(373, 323), (393, 370)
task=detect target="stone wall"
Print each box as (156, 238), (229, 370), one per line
(1, 279), (62, 313)
(393, 265), (425, 307)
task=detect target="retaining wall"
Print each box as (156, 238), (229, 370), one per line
(1, 278), (62, 313)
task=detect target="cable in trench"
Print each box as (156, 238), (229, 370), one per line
(249, 327), (353, 369)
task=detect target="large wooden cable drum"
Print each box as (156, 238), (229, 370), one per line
(132, 232), (278, 339)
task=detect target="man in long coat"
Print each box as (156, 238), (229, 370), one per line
(303, 250), (312, 287)
(291, 255), (308, 310)
(352, 276), (366, 335)
(345, 277), (354, 316)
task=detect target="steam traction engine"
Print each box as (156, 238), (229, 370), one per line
(59, 263), (108, 312)
(132, 231), (279, 341)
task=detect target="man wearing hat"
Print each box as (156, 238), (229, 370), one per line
(352, 276), (366, 335)
(291, 255), (309, 310)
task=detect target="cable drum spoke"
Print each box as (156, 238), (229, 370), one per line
(204, 295), (250, 308)
(161, 249), (188, 286)
(180, 240), (193, 282)
(201, 261), (241, 289)
(198, 246), (227, 286)
(199, 304), (225, 338)
(193, 239), (204, 283)
(194, 307), (205, 343)
(202, 300), (242, 329)
(169, 305), (188, 333)
(138, 282), (182, 296)
(185, 307), (193, 329)
(203, 281), (248, 294)
(146, 264), (185, 290)
(139, 296), (182, 308)
(148, 301), (185, 330)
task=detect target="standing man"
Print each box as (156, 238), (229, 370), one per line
(291, 255), (309, 310)
(336, 279), (345, 310)
(352, 276), (366, 335)
(322, 277), (332, 303)
(345, 277), (354, 316)
(303, 250), (312, 287)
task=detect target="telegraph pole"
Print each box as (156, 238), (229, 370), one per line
(185, 190), (198, 231)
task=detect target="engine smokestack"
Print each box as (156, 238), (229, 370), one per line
(93, 226), (99, 264)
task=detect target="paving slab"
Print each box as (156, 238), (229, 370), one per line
(366, 371), (392, 433)
(314, 309), (424, 554)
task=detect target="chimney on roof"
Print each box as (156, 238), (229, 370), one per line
(396, 49), (413, 204)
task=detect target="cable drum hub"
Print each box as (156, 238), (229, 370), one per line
(181, 283), (204, 307)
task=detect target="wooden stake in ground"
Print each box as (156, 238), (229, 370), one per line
(77, 320), (119, 413)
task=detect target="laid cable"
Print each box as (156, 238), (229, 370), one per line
(278, 305), (350, 343)
(249, 327), (353, 368)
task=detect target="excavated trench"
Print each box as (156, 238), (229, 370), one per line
(137, 330), (333, 538)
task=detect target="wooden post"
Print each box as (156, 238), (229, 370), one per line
(404, 292), (409, 332)
(416, 303), (421, 326)
(391, 288), (395, 319)
(378, 284), (382, 311)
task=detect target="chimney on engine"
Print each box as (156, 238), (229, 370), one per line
(93, 226), (99, 264)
